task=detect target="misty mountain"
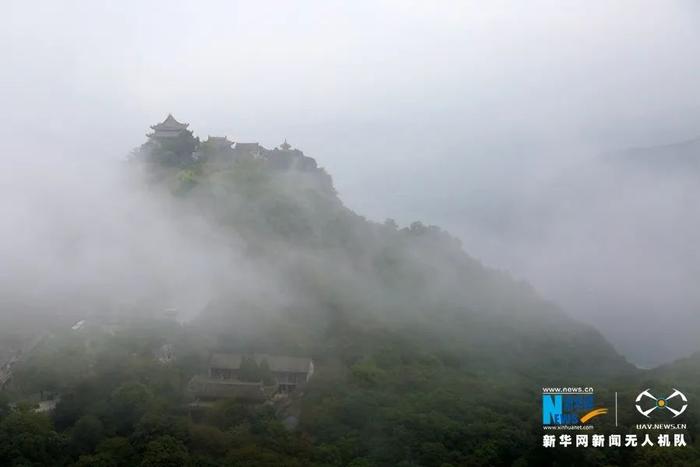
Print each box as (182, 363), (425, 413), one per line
(125, 117), (634, 380)
(4, 2), (700, 465)
(435, 134), (700, 369)
(2, 118), (698, 466)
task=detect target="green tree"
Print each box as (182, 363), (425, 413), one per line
(108, 382), (154, 434)
(188, 424), (231, 457)
(93, 437), (137, 467)
(0, 393), (9, 420)
(140, 435), (190, 467)
(131, 411), (189, 449)
(0, 410), (67, 466)
(140, 130), (199, 168)
(71, 414), (104, 454)
(73, 453), (120, 467)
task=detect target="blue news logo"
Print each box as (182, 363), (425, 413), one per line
(543, 391), (607, 425)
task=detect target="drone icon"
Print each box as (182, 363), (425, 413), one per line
(635, 388), (688, 418)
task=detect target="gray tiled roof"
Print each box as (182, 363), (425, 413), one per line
(187, 375), (269, 401)
(210, 353), (312, 373)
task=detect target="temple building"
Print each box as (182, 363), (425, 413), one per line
(142, 114), (199, 166)
(187, 353), (314, 402)
(198, 136), (235, 163)
(208, 353), (314, 392)
(147, 114), (190, 140)
(139, 115), (324, 174)
(187, 377), (271, 403)
(202, 136), (234, 151)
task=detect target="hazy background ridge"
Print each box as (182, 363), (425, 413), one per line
(3, 0), (700, 365)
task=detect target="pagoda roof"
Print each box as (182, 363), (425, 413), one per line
(279, 139), (292, 150)
(150, 114), (189, 131)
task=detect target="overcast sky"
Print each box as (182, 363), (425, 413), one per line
(3, 0), (700, 365)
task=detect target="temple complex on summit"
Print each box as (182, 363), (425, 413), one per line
(142, 114), (324, 178)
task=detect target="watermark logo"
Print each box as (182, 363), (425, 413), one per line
(635, 388), (688, 418)
(542, 388), (607, 426)
(541, 385), (690, 447)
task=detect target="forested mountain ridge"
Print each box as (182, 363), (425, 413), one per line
(3, 118), (697, 466)
(132, 117), (634, 380)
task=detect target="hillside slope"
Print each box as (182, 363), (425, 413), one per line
(133, 127), (639, 465)
(137, 132), (634, 379)
(6, 122), (699, 466)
